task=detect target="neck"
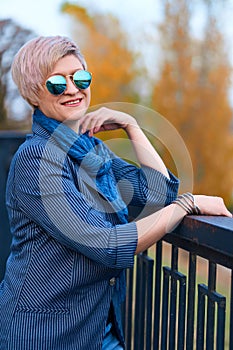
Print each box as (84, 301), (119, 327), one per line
(64, 119), (80, 134)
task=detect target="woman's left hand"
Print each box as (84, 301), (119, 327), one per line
(78, 107), (138, 136)
(194, 195), (232, 217)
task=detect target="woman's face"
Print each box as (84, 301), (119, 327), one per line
(36, 55), (91, 128)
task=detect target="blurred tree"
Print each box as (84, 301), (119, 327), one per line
(61, 3), (144, 143)
(61, 4), (141, 107)
(151, 0), (233, 205)
(0, 19), (35, 130)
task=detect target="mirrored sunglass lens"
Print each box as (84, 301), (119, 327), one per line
(46, 75), (67, 95)
(73, 70), (92, 90)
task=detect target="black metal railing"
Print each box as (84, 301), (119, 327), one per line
(123, 215), (233, 350)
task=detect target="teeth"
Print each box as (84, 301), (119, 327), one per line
(66, 99), (81, 105)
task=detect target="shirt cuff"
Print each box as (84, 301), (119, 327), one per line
(112, 221), (138, 269)
(141, 166), (180, 206)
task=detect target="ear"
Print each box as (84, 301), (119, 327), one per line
(30, 98), (39, 107)
(30, 102), (39, 109)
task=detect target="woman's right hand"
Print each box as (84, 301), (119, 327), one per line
(79, 107), (138, 136)
(194, 195), (232, 217)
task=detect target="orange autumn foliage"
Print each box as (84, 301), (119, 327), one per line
(62, 4), (139, 104)
(61, 3), (141, 141)
(151, 0), (233, 206)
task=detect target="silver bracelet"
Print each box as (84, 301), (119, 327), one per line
(173, 192), (201, 215)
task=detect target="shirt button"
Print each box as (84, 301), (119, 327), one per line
(109, 277), (116, 286)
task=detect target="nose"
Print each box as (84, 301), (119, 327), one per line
(64, 76), (79, 94)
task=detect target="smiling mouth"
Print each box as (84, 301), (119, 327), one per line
(63, 98), (83, 106)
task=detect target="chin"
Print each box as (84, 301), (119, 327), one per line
(66, 107), (87, 121)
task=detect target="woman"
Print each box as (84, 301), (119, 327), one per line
(0, 36), (231, 350)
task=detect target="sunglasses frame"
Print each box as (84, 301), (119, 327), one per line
(45, 70), (92, 96)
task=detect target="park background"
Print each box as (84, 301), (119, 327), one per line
(0, 0), (233, 208)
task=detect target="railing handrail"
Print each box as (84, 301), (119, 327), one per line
(164, 215), (233, 268)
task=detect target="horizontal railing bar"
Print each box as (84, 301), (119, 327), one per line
(163, 234), (233, 269)
(166, 216), (233, 261)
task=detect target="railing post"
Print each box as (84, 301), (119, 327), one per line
(134, 253), (154, 350)
(186, 252), (197, 350)
(153, 240), (163, 350)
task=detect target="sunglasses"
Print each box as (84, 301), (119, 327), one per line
(45, 70), (92, 96)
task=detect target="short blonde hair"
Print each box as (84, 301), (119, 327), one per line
(11, 35), (87, 107)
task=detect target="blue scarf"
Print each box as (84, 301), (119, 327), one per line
(33, 108), (128, 224)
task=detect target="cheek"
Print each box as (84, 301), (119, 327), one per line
(39, 92), (57, 108)
(36, 97), (58, 118)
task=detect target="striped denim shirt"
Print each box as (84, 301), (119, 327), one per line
(0, 122), (179, 349)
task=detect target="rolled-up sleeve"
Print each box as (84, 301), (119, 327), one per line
(111, 157), (180, 219)
(11, 142), (138, 269)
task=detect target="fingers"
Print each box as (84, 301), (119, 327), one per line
(78, 107), (136, 136)
(225, 210), (233, 218)
(79, 109), (107, 135)
(194, 195), (232, 217)
(221, 204), (233, 217)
